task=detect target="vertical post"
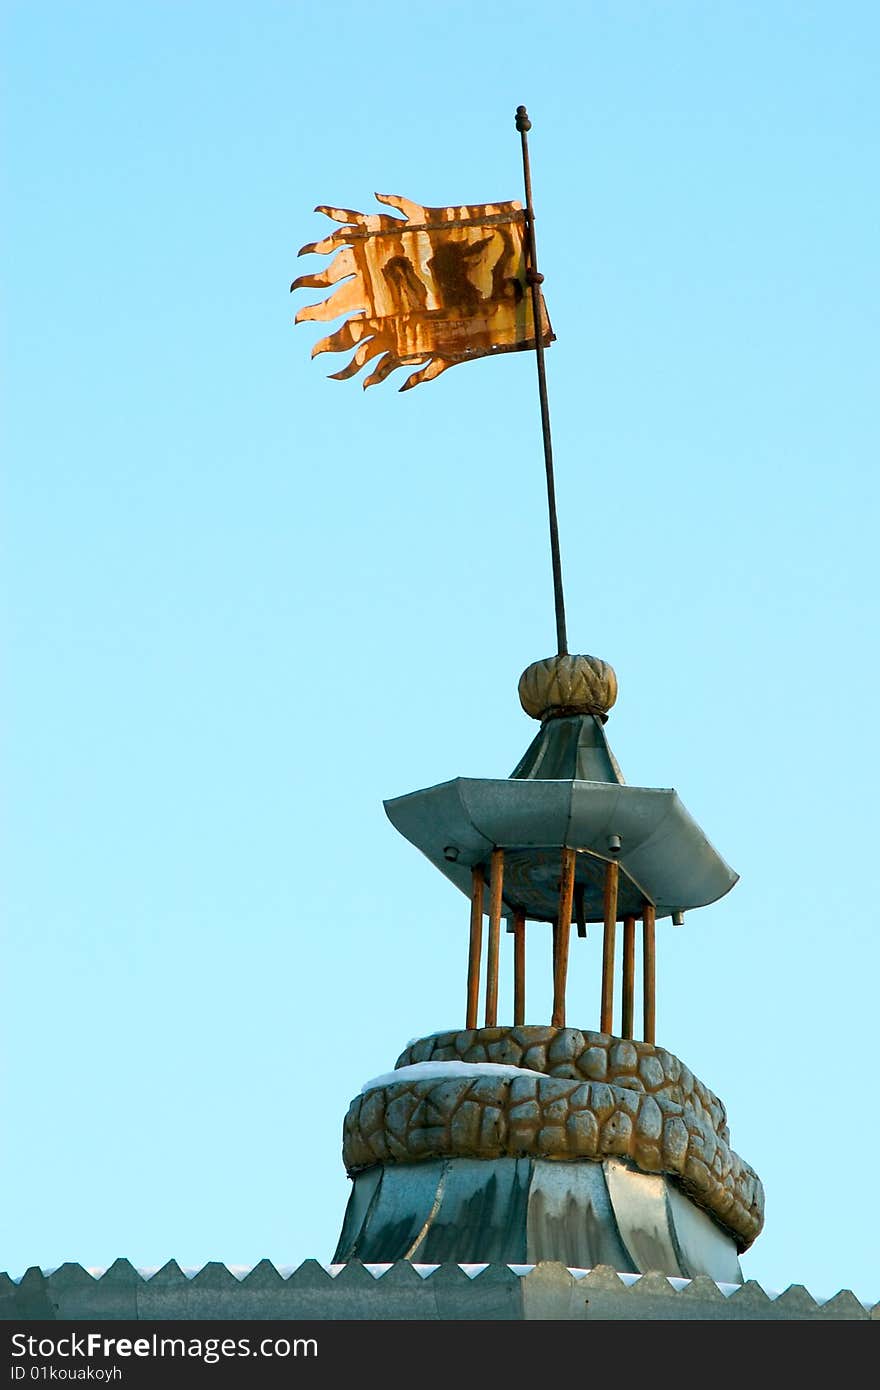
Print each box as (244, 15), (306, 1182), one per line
(600, 860), (619, 1033)
(515, 104), (567, 656)
(466, 865), (484, 1030)
(622, 915), (636, 1039)
(485, 849), (504, 1027)
(552, 847), (577, 1027)
(574, 882), (587, 938)
(643, 903), (656, 1044)
(513, 909), (526, 1026)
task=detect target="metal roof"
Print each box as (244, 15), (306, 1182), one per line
(510, 713), (625, 784)
(384, 776), (738, 923)
(2, 1259), (873, 1320)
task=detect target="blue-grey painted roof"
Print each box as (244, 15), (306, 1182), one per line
(1, 1259), (873, 1320)
(383, 777), (738, 922)
(511, 713), (625, 784)
(335, 1155), (742, 1283)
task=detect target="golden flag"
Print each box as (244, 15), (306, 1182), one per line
(291, 193), (554, 391)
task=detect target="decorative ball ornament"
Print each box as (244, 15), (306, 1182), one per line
(518, 654), (618, 722)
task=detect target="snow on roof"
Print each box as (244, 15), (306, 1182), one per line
(361, 1059), (549, 1094)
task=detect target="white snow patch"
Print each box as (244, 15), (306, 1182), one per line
(361, 1060), (548, 1093)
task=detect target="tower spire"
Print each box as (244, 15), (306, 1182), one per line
(515, 104), (568, 655)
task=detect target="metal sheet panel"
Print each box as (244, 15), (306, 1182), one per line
(604, 1160), (743, 1283)
(383, 779), (495, 902)
(334, 1156), (743, 1278)
(339, 1161), (445, 1264)
(525, 1160), (632, 1270)
(384, 777), (737, 920)
(665, 1180), (743, 1283)
(604, 1159), (686, 1276)
(335, 1157), (744, 1277)
(510, 714), (625, 785)
(414, 1158), (531, 1265)
(336, 1159), (532, 1265)
(333, 1166), (383, 1262)
(461, 777), (573, 847)
(568, 782), (737, 911)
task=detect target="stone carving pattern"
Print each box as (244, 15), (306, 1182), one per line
(341, 1027), (763, 1251)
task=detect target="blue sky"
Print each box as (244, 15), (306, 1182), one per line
(3, 1), (879, 1304)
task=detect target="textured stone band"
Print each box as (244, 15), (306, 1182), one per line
(342, 1027), (764, 1252)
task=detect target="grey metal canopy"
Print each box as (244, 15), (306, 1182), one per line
(384, 777), (738, 923)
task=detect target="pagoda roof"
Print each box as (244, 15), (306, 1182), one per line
(510, 713), (624, 784)
(384, 776), (737, 923)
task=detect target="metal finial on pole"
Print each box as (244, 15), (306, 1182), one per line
(515, 104), (568, 656)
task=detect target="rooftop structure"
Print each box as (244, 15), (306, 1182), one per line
(386, 653), (738, 1034)
(314, 113), (774, 1293)
(334, 652), (761, 1282)
(3, 1261), (875, 1322)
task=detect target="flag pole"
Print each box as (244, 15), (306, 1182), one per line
(516, 104), (568, 657)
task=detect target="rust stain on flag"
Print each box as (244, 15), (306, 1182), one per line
(291, 193), (553, 390)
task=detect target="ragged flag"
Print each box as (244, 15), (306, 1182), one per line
(291, 193), (554, 391)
